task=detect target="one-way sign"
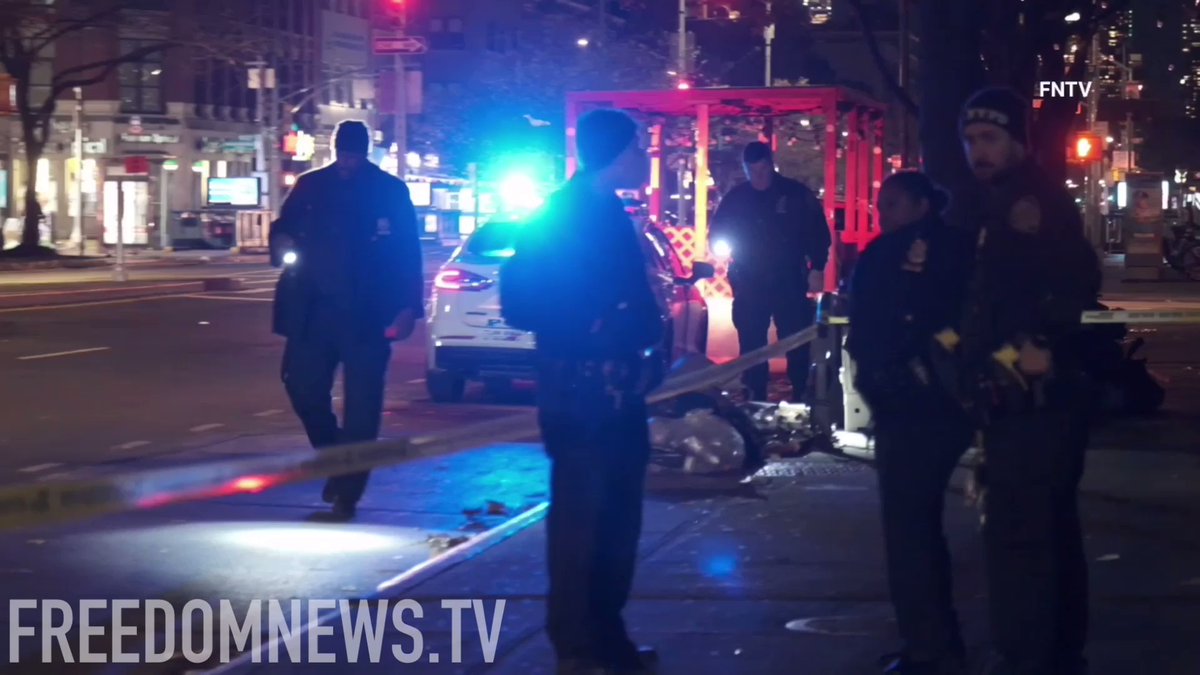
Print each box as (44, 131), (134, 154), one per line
(373, 35), (428, 55)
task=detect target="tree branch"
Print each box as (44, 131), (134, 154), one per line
(28, 4), (126, 55)
(35, 43), (173, 119)
(846, 0), (918, 117)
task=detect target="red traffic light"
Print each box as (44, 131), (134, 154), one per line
(1069, 133), (1102, 163)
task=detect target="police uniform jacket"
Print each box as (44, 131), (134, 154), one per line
(513, 177), (664, 362)
(270, 162), (424, 339)
(846, 214), (975, 415)
(960, 160), (1101, 373)
(710, 175), (831, 294)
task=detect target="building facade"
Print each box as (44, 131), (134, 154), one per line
(1, 0), (376, 251)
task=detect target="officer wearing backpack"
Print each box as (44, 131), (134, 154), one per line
(501, 109), (662, 674)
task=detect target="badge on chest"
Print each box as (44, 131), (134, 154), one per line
(901, 238), (928, 272)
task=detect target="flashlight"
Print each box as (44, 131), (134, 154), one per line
(282, 251), (298, 266)
(711, 239), (732, 261)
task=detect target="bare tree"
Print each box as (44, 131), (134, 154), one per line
(0, 0), (176, 255)
(850, 0), (1131, 226)
(410, 8), (672, 175)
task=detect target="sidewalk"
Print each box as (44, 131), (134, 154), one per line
(241, 424), (1200, 674)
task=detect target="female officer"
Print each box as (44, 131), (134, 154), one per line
(846, 171), (975, 675)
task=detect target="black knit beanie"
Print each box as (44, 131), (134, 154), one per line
(959, 87), (1030, 145)
(576, 109), (638, 171)
(334, 120), (371, 155)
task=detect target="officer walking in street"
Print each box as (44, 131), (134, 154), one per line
(270, 120), (424, 521)
(501, 109), (663, 674)
(957, 87), (1100, 674)
(710, 141), (831, 401)
(846, 171), (976, 675)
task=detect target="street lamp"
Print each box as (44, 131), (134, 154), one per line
(1065, 12), (1081, 23)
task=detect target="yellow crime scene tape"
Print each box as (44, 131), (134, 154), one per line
(8, 299), (1198, 532)
(0, 326), (824, 532)
(1081, 309), (1200, 324)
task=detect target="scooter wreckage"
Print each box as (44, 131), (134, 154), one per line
(645, 355), (835, 476)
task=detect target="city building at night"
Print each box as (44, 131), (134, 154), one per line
(1, 0), (377, 250)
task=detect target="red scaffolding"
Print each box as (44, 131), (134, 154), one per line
(565, 86), (886, 292)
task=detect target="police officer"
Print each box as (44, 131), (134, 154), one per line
(846, 172), (975, 675)
(270, 120), (424, 521)
(710, 142), (831, 401)
(502, 109), (661, 674)
(957, 87), (1100, 675)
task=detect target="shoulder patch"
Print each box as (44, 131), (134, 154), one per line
(1009, 196), (1041, 234)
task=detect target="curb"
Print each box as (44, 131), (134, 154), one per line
(0, 279), (245, 310)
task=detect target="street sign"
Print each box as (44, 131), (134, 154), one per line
(373, 35), (427, 55)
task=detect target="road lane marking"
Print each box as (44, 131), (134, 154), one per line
(112, 441), (150, 451)
(18, 463), (61, 473)
(0, 295), (180, 314)
(253, 409), (284, 417)
(0, 282), (195, 299)
(17, 347), (111, 361)
(190, 423), (225, 432)
(179, 294), (272, 303)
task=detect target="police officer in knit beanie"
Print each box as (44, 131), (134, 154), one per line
(960, 87), (1030, 145)
(955, 83), (1099, 675)
(959, 87), (1032, 182)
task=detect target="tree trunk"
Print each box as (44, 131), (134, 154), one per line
(20, 143), (44, 251)
(917, 0), (986, 229)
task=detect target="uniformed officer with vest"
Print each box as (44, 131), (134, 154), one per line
(956, 87), (1101, 675)
(270, 120), (424, 521)
(846, 171), (976, 675)
(710, 142), (831, 401)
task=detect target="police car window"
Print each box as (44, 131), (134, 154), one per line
(641, 231), (671, 273)
(645, 228), (686, 277)
(463, 221), (520, 259)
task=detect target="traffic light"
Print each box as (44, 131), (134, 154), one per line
(1070, 132), (1102, 163)
(380, 0), (406, 29)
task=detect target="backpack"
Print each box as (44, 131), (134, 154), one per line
(499, 203), (586, 334)
(499, 235), (551, 332)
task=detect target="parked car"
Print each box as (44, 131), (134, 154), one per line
(425, 217), (713, 402)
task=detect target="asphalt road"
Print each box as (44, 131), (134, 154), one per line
(0, 266), (1197, 669)
(0, 250), (484, 483)
(0, 253), (550, 667)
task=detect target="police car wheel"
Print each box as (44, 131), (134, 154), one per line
(427, 370), (466, 403)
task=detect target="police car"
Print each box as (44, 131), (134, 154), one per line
(425, 218), (713, 402)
